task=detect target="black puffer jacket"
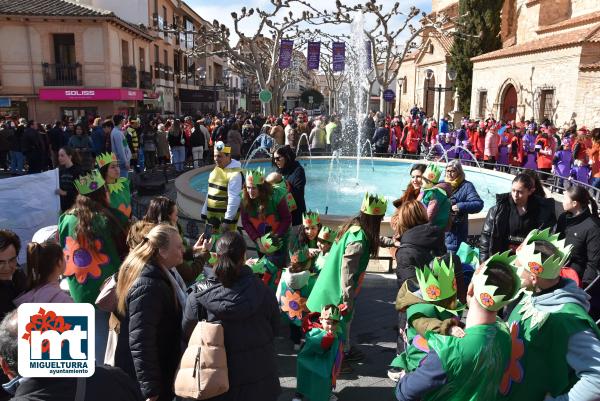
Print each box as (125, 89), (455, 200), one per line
(278, 160), (306, 226)
(479, 193), (556, 261)
(554, 209), (600, 281)
(182, 266), (281, 401)
(114, 264), (182, 401)
(392, 223), (447, 288)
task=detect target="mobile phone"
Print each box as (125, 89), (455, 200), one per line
(204, 223), (213, 240)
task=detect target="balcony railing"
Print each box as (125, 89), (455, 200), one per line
(154, 63), (173, 81)
(139, 71), (152, 89)
(42, 63), (82, 86)
(121, 65), (137, 88)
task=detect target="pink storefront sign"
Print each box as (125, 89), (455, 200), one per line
(39, 88), (144, 101)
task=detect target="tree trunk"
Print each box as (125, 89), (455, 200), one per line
(379, 86), (385, 114)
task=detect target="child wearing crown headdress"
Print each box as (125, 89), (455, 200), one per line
(96, 152), (131, 225)
(499, 228), (600, 401)
(299, 210), (322, 249)
(246, 232), (285, 291)
(418, 163), (453, 230)
(293, 304), (345, 401)
(388, 256), (465, 381)
(276, 243), (314, 350)
(266, 171), (298, 213)
(396, 251), (520, 401)
(313, 226), (337, 274)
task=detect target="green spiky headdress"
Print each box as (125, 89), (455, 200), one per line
(360, 192), (388, 216)
(74, 169), (105, 195)
(208, 252), (218, 266)
(416, 257), (456, 302)
(245, 167), (265, 186)
(96, 152), (117, 169)
(423, 163), (442, 185)
(472, 251), (521, 312)
(321, 304), (341, 321)
(515, 228), (573, 279)
(302, 210), (321, 227)
(258, 232), (282, 255)
(318, 226), (337, 243)
(289, 244), (310, 265)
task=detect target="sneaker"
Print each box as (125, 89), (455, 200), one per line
(344, 347), (365, 362)
(387, 368), (404, 382)
(329, 393), (338, 401)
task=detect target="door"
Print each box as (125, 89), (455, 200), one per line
(502, 84), (517, 121)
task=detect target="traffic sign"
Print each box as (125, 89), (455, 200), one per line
(383, 89), (395, 102)
(259, 90), (272, 103)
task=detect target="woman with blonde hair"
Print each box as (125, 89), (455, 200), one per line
(113, 224), (185, 401)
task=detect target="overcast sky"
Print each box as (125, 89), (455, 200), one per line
(186, 0), (433, 46)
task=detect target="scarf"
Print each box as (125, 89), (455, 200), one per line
(448, 176), (464, 190)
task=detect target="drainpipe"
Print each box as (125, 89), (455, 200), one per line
(26, 22), (37, 119)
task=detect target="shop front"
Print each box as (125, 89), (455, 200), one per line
(36, 88), (144, 123)
(179, 88), (218, 115)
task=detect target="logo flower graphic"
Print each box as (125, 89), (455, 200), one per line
(426, 285), (441, 300)
(528, 262), (544, 275)
(63, 236), (109, 284)
(22, 308), (72, 352)
(281, 289), (306, 320)
(249, 214), (280, 236)
(480, 292), (495, 307)
(372, 207), (381, 214)
(305, 218), (313, 226)
(290, 254), (299, 264)
(500, 321), (525, 394)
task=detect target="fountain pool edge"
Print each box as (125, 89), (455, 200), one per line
(174, 156), (564, 239)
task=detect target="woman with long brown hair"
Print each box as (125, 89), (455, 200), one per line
(392, 163), (426, 208)
(114, 224), (184, 401)
(58, 169), (128, 363)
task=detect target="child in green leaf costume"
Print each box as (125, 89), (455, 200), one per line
(96, 152), (131, 226)
(313, 225), (337, 274)
(418, 163), (452, 230)
(389, 256), (464, 377)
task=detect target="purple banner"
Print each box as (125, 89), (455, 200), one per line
(307, 42), (321, 70)
(365, 41), (372, 69)
(279, 39), (294, 69)
(332, 42), (345, 72)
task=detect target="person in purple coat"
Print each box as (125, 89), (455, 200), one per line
(553, 138), (573, 188)
(497, 127), (511, 166)
(522, 130), (538, 170)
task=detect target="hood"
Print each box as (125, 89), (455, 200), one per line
(532, 278), (590, 313)
(282, 269), (310, 290)
(395, 280), (425, 311)
(226, 158), (242, 169)
(198, 267), (266, 320)
(400, 223), (444, 247)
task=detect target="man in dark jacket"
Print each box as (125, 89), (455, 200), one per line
(0, 310), (143, 401)
(21, 121), (45, 174)
(0, 117), (10, 171)
(372, 121), (390, 154)
(8, 121), (24, 175)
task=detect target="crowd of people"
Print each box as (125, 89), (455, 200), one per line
(0, 106), (600, 401)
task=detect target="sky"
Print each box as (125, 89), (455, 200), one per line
(186, 0), (433, 47)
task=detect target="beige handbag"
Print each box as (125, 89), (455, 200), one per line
(174, 321), (229, 399)
(104, 313), (120, 366)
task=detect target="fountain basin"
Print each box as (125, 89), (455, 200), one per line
(175, 157), (544, 238)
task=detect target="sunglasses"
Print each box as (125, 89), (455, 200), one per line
(273, 156), (283, 161)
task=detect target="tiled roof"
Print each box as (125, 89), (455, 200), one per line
(537, 11), (600, 34)
(0, 0), (113, 17)
(472, 24), (600, 62)
(580, 62), (600, 71)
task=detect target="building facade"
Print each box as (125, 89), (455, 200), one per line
(470, 0), (600, 127)
(0, 1), (154, 122)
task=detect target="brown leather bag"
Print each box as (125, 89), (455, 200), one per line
(174, 320), (229, 399)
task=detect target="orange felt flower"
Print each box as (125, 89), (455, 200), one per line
(479, 292), (495, 307)
(63, 237), (109, 284)
(426, 285), (441, 300)
(528, 261), (544, 275)
(500, 321), (525, 395)
(280, 289), (307, 320)
(118, 203), (132, 218)
(249, 214), (280, 235)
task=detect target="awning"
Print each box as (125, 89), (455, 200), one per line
(39, 88), (144, 101)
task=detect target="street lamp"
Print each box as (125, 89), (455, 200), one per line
(426, 69), (456, 129)
(223, 69), (232, 111)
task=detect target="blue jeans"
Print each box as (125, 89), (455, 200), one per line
(591, 177), (600, 190)
(171, 146), (186, 171)
(9, 151), (24, 174)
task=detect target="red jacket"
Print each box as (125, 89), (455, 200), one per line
(536, 135), (554, 169)
(509, 135), (523, 166)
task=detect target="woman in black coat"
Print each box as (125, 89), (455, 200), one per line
(273, 145), (306, 226)
(182, 232), (281, 401)
(479, 173), (556, 262)
(114, 224), (184, 401)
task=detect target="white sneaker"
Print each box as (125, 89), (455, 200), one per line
(387, 368), (404, 382)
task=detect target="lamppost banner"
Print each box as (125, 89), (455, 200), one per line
(332, 42), (346, 72)
(307, 42), (321, 70)
(279, 39), (294, 69)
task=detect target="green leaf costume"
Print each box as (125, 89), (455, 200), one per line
(421, 187), (451, 229)
(422, 321), (512, 401)
(58, 213), (122, 304)
(499, 295), (600, 400)
(107, 177), (131, 226)
(277, 270), (314, 326)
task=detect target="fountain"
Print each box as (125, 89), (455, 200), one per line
(445, 145), (482, 169)
(425, 143), (449, 163)
(296, 133), (313, 167)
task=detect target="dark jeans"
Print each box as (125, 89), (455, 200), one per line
(0, 150), (7, 169)
(144, 150), (157, 170)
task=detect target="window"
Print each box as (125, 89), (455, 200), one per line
(53, 34), (75, 64)
(163, 49), (168, 67)
(162, 6), (167, 28)
(139, 47), (145, 71)
(153, 0), (158, 14)
(539, 89), (554, 123)
(402, 76), (407, 94)
(429, 44), (434, 53)
(154, 45), (159, 64)
(478, 90), (487, 118)
(121, 40), (130, 66)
